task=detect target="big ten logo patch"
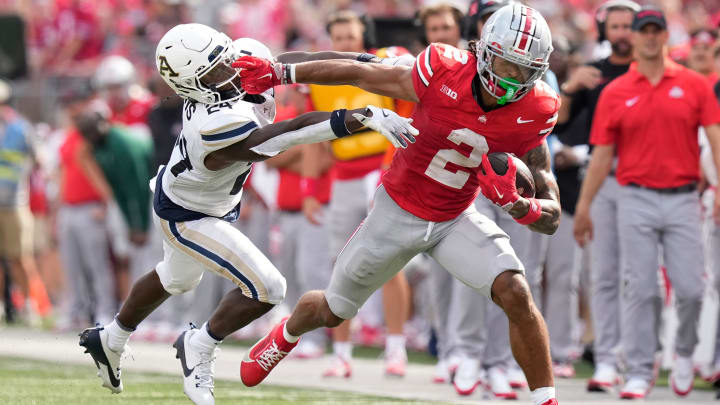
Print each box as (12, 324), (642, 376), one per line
(440, 84), (458, 100)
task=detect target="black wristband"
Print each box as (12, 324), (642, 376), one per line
(330, 109), (351, 138)
(282, 64), (292, 84)
(356, 53), (378, 63)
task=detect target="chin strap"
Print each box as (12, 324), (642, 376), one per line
(497, 77), (520, 105)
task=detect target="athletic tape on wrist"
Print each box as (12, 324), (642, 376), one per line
(514, 198), (542, 225)
(330, 109), (351, 138)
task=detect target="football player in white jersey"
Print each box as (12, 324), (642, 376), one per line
(78, 23), (417, 405)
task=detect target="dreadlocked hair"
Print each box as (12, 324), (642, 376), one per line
(467, 40), (480, 55)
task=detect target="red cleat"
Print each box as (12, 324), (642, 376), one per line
(540, 399), (558, 405)
(240, 320), (298, 387)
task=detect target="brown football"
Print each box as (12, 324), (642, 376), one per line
(486, 152), (536, 198)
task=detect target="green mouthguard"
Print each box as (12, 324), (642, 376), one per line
(497, 78), (521, 105)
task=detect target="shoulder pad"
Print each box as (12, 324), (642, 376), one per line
(195, 101), (258, 145)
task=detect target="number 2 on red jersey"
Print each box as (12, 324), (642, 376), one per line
(424, 129), (488, 189)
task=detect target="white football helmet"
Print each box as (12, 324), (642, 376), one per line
(476, 4), (553, 103)
(156, 24), (274, 105)
(94, 55), (135, 89)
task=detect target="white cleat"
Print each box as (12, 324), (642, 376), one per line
(433, 359), (451, 384)
(619, 377), (650, 400)
(486, 366), (518, 399)
(587, 363), (620, 392)
(384, 346), (408, 378)
(322, 355), (352, 378)
(506, 364), (527, 389)
(453, 358), (480, 396)
(79, 326), (127, 394)
(174, 328), (218, 405)
(670, 355), (695, 397)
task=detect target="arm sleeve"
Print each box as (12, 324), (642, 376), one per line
(589, 89), (618, 145)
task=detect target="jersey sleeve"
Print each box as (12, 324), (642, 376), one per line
(411, 43), (468, 102)
(516, 84), (560, 157)
(197, 103), (260, 152)
(589, 87), (619, 145)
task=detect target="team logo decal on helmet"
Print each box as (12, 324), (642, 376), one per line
(158, 56), (179, 77)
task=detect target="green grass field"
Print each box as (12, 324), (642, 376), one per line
(0, 356), (430, 405)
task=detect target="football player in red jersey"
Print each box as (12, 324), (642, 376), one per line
(237, 4), (560, 405)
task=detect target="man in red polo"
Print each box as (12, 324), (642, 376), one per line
(574, 6), (720, 400)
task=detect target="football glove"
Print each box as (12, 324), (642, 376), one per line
(232, 55), (288, 94)
(477, 154), (520, 211)
(352, 105), (419, 149)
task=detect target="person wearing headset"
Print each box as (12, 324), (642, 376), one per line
(559, 0), (640, 392)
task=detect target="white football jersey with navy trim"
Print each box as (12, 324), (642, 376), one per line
(159, 98), (272, 218)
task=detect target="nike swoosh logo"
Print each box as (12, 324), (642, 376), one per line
(174, 332), (195, 377)
(382, 109), (389, 118)
(625, 96), (640, 107)
(258, 73), (272, 80)
(81, 327), (121, 388)
(517, 117), (534, 124)
(493, 185), (504, 199)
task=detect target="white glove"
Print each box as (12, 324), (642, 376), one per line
(352, 105), (419, 149)
(380, 54), (416, 68)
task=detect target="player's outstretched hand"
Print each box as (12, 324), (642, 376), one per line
(380, 54), (416, 68)
(352, 105), (419, 149)
(477, 154), (520, 211)
(232, 55), (284, 94)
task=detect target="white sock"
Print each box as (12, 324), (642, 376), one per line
(189, 322), (221, 353)
(333, 341), (353, 362)
(105, 318), (133, 353)
(385, 334), (406, 354)
(530, 386), (556, 405)
(282, 323), (299, 343)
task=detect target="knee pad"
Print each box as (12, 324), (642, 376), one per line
(325, 292), (358, 320)
(261, 271), (287, 305)
(155, 264), (202, 295)
(162, 277), (202, 295)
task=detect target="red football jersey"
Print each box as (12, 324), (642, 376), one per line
(382, 43), (560, 222)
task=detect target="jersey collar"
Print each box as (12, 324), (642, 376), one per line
(628, 58), (681, 83)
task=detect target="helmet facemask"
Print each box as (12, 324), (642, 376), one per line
(196, 44), (246, 104)
(476, 40), (548, 104)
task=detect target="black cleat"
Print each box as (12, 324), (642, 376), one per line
(79, 326), (125, 393)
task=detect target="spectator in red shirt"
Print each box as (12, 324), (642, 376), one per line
(47, 0), (105, 75)
(574, 7), (720, 399)
(687, 28), (719, 85)
(55, 83), (116, 330)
